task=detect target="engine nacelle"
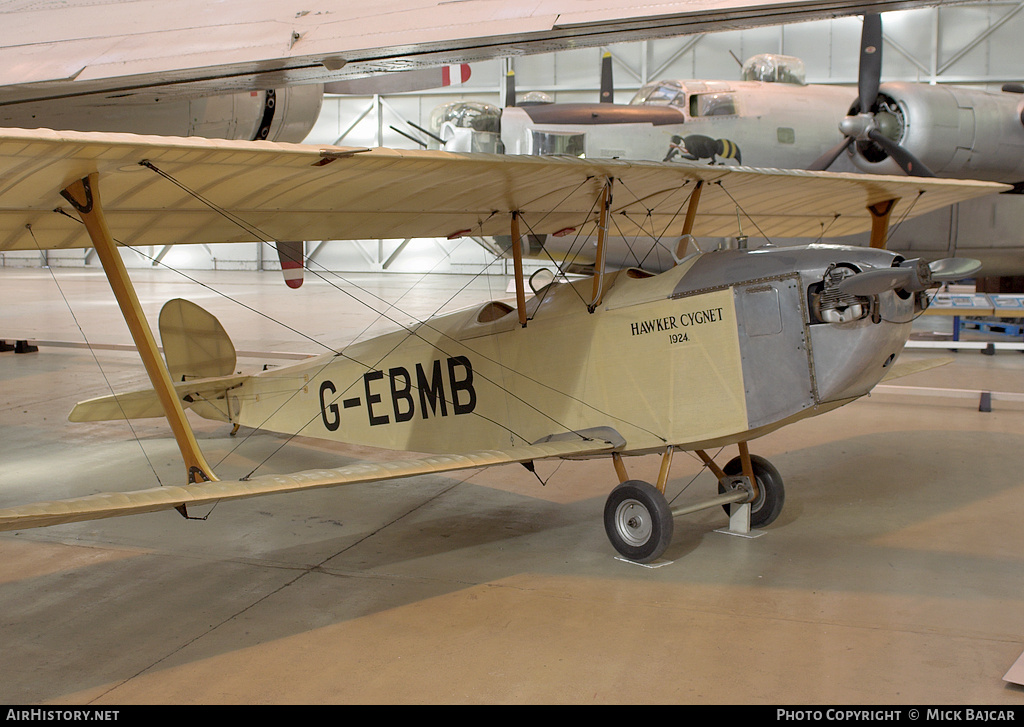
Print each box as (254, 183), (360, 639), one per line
(186, 85), (324, 142)
(849, 82), (1024, 182)
(1, 85), (323, 143)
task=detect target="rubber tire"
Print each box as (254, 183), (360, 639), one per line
(719, 454), (785, 528)
(604, 480), (674, 563)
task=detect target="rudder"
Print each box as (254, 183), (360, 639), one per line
(159, 298), (236, 380)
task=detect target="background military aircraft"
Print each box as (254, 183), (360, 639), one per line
(432, 12), (1024, 277)
(1, 1), (955, 141)
(0, 1), (967, 286)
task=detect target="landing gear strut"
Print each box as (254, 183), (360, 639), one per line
(602, 444), (785, 562)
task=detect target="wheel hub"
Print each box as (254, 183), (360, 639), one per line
(614, 499), (652, 546)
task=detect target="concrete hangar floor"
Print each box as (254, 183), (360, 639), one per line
(0, 266), (1023, 705)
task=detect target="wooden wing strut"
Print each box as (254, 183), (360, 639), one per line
(510, 211), (528, 327)
(60, 174), (218, 485)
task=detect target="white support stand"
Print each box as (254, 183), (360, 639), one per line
(614, 557), (674, 568)
(1003, 648), (1024, 686)
(714, 501), (765, 539)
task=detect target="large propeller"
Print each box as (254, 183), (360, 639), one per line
(809, 14), (934, 177)
(837, 257), (982, 297)
(505, 67), (516, 107)
(600, 51), (614, 103)
(504, 50), (615, 108)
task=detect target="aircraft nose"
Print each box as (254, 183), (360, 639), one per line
(808, 285), (913, 404)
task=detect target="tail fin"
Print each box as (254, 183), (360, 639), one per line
(158, 298), (236, 380)
(69, 299), (244, 423)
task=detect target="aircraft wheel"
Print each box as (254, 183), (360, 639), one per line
(719, 454), (785, 528)
(604, 480), (674, 562)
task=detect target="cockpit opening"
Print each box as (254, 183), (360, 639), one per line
(430, 101), (504, 153)
(476, 301), (515, 323)
(689, 93), (738, 117)
(629, 81), (738, 118)
(530, 130), (586, 157)
(741, 54), (807, 85)
(629, 82), (686, 107)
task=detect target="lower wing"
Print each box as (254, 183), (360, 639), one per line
(0, 430), (623, 531)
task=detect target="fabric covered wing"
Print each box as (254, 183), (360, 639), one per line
(0, 434), (622, 531)
(0, 128), (1007, 253)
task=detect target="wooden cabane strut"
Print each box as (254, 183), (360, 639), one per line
(868, 198), (898, 249)
(588, 177), (614, 312)
(673, 179), (705, 261)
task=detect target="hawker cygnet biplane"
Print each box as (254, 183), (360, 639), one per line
(0, 128), (1006, 562)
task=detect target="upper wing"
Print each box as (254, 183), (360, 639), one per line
(0, 1), (948, 105)
(0, 433), (622, 531)
(0, 128), (1007, 253)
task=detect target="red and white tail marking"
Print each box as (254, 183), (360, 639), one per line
(442, 64), (472, 86)
(276, 241), (304, 289)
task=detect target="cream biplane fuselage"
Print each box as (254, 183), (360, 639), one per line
(172, 246), (910, 459)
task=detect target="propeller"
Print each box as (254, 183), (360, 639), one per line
(506, 50), (613, 108)
(927, 257), (984, 280)
(865, 128), (932, 177)
(857, 13), (882, 112)
(504, 66), (555, 107)
(600, 51), (614, 103)
(808, 14), (935, 177)
(505, 68), (516, 108)
(837, 257), (982, 297)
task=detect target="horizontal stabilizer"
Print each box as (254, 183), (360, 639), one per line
(0, 432), (622, 531)
(881, 356), (953, 382)
(69, 374), (248, 422)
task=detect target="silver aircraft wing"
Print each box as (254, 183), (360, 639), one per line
(0, 0), (959, 105)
